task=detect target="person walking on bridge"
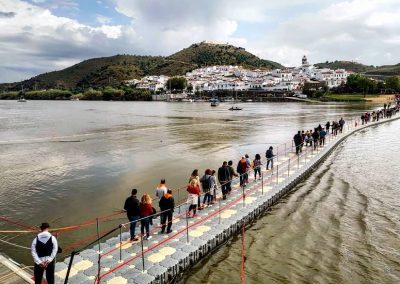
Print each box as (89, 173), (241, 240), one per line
(227, 160), (238, 195)
(312, 129), (319, 150)
(218, 161), (231, 200)
(187, 179), (200, 217)
(319, 128), (327, 146)
(31, 222), (58, 284)
(265, 146), (275, 170)
(253, 154), (262, 180)
(124, 189), (140, 242)
(139, 193), (153, 240)
(200, 169), (213, 207)
(325, 121), (331, 133)
(339, 117), (345, 133)
(237, 157), (248, 187)
(159, 189), (174, 234)
(293, 131), (303, 155)
(155, 179), (168, 201)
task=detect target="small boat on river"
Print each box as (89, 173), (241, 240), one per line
(210, 100), (220, 107)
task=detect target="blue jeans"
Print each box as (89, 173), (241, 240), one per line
(203, 192), (213, 204)
(266, 158), (273, 169)
(128, 215), (139, 239)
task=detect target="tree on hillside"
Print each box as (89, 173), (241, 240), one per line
(346, 74), (376, 95)
(166, 76), (187, 92)
(385, 76), (400, 92)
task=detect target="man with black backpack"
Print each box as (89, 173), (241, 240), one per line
(218, 161), (230, 200)
(31, 222), (58, 284)
(200, 169), (213, 206)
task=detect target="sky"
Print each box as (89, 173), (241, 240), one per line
(0, 0), (399, 83)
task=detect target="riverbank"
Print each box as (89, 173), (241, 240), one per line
(322, 93), (395, 103)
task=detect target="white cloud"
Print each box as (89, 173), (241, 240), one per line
(254, 0), (400, 66)
(0, 0), (134, 82)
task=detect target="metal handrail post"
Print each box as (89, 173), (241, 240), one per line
(96, 218), (101, 280)
(218, 194), (221, 224)
(64, 251), (77, 284)
(178, 188), (181, 214)
(242, 185), (245, 208)
(297, 154), (299, 169)
(140, 233), (145, 272)
(261, 172), (264, 195)
(186, 211), (189, 244)
(305, 148), (307, 165)
(276, 165), (279, 185)
(277, 146), (279, 162)
(119, 225), (122, 262)
(287, 158), (290, 178)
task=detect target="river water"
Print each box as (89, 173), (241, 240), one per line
(181, 119), (400, 284)
(0, 100), (394, 270)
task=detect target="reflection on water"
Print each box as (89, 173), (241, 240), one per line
(181, 120), (400, 284)
(0, 100), (384, 265)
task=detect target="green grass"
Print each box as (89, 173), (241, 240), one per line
(322, 93), (380, 102)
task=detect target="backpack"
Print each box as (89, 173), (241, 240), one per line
(201, 175), (210, 190)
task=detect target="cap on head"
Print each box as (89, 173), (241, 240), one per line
(131, 188), (137, 195)
(40, 222), (50, 230)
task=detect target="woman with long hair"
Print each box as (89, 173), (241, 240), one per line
(187, 179), (200, 217)
(189, 169), (203, 209)
(140, 193), (153, 240)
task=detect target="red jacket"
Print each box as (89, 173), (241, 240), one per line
(187, 185), (200, 195)
(140, 203), (153, 217)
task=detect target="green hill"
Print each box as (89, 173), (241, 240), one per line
(314, 60), (372, 73)
(0, 42), (283, 91)
(168, 42), (282, 70)
(315, 60), (400, 77)
(365, 63), (400, 76)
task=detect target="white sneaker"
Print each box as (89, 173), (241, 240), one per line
(147, 236), (152, 240)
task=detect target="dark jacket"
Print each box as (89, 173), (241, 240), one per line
(218, 165), (230, 183)
(124, 195), (140, 217)
(159, 193), (175, 212)
(266, 149), (274, 158)
(293, 133), (303, 145)
(228, 166), (238, 179)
